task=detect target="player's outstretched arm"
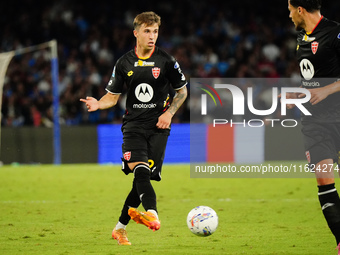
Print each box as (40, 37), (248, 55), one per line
(156, 86), (187, 129)
(80, 93), (120, 112)
(302, 81), (340, 105)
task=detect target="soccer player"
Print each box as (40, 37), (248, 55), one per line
(287, 0), (340, 252)
(80, 11), (187, 245)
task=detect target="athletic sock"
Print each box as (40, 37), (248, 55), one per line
(147, 209), (159, 220)
(318, 183), (340, 244)
(118, 180), (141, 225)
(115, 221), (127, 230)
(133, 163), (157, 212)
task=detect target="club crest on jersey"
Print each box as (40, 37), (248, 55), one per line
(124, 151), (131, 161)
(311, 41), (319, 54)
(152, 67), (161, 79)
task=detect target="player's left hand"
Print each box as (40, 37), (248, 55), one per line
(301, 87), (329, 105)
(156, 111), (173, 129)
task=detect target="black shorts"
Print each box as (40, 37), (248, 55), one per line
(301, 121), (340, 165)
(122, 128), (170, 181)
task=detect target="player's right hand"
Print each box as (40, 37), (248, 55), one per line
(80, 96), (99, 112)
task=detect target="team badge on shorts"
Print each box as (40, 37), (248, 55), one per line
(311, 41), (318, 54)
(305, 151), (311, 163)
(152, 67), (160, 79)
(124, 151), (131, 161)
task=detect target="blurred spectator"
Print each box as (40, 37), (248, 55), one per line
(1, 0), (339, 126)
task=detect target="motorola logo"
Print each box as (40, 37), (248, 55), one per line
(135, 83), (154, 103)
(300, 59), (314, 80)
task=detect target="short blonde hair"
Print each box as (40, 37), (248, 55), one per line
(133, 11), (161, 30)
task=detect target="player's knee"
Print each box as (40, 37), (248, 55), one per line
(317, 178), (335, 186)
(133, 164), (151, 182)
(128, 161), (148, 171)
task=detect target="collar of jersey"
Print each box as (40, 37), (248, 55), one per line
(306, 15), (323, 35)
(134, 46), (155, 59)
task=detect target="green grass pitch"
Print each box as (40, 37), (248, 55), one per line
(0, 163), (337, 254)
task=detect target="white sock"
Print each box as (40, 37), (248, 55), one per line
(115, 221), (127, 230)
(147, 209), (159, 220)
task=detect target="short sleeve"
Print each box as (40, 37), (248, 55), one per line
(165, 57), (187, 90)
(331, 26), (340, 56)
(106, 58), (125, 94)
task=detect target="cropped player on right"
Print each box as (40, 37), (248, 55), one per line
(287, 0), (340, 252)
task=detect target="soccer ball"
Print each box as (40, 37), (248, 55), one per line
(187, 206), (218, 236)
